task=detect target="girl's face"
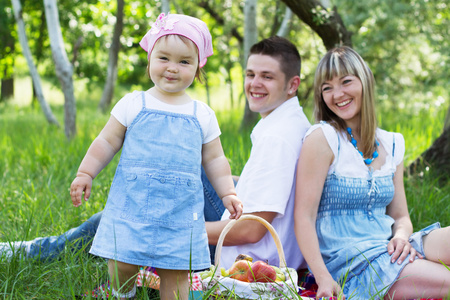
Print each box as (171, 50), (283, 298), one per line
(321, 74), (363, 128)
(149, 35), (199, 97)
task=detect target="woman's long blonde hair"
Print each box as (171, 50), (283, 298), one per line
(313, 46), (378, 158)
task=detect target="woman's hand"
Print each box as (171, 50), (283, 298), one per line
(387, 236), (423, 264)
(316, 274), (344, 299)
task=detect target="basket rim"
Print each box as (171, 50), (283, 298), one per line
(213, 214), (287, 276)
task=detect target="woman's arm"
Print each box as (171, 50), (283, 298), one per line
(294, 129), (343, 298)
(202, 137), (243, 220)
(386, 162), (422, 264)
(70, 116), (126, 207)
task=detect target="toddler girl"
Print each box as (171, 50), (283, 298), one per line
(70, 13), (242, 300)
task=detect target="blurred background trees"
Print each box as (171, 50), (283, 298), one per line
(0, 0), (448, 176)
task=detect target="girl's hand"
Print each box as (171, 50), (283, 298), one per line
(222, 195), (243, 219)
(316, 275), (344, 299)
(387, 236), (423, 264)
(70, 173), (93, 207)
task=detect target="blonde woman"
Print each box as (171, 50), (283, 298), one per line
(294, 46), (450, 299)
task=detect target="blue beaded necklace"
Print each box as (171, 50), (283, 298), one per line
(346, 127), (379, 165)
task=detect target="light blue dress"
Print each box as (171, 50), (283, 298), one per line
(308, 122), (440, 299)
(89, 92), (211, 270)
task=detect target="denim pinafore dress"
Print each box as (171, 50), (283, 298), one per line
(314, 123), (440, 299)
(89, 92), (211, 270)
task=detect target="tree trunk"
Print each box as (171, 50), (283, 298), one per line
(240, 0), (259, 130)
(161, 0), (170, 14)
(11, 0), (59, 126)
(281, 0), (352, 50)
(44, 0), (76, 139)
(276, 6), (293, 37)
(1, 78), (14, 101)
(197, 0), (243, 43)
(204, 74), (211, 107)
(226, 61), (234, 109)
(0, 77), (14, 102)
(98, 0), (124, 113)
(409, 106), (450, 180)
(32, 9), (47, 104)
(445, 105), (450, 130)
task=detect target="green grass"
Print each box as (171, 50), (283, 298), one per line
(0, 88), (448, 298)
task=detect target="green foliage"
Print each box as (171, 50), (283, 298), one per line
(331, 0), (449, 114)
(4, 0), (448, 114)
(0, 0), (15, 79)
(378, 102), (447, 164)
(311, 5), (333, 26)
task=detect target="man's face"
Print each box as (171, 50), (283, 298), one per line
(244, 54), (290, 118)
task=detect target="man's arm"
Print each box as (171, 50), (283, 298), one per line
(206, 211), (277, 246)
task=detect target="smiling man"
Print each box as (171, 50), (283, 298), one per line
(205, 36), (311, 270)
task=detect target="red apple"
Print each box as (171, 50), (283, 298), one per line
(228, 260), (252, 282)
(247, 260), (277, 283)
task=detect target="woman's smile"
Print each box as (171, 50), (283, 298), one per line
(336, 99), (352, 107)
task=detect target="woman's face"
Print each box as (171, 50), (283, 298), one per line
(320, 74), (363, 128)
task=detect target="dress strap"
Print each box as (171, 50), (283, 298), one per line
(391, 133), (396, 169)
(141, 91), (146, 109)
(392, 133), (396, 157)
(336, 130), (341, 166)
(193, 101), (198, 116)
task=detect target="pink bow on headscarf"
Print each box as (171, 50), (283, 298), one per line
(140, 13), (213, 68)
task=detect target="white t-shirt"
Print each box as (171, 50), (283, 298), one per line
(220, 97), (311, 270)
(111, 91), (221, 144)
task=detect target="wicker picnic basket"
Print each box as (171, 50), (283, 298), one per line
(202, 215), (300, 299)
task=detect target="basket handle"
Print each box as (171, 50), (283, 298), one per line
(213, 215), (287, 272)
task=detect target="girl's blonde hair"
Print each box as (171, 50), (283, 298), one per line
(313, 46), (378, 157)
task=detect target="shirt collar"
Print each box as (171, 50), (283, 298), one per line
(263, 96), (300, 122)
(251, 96), (300, 137)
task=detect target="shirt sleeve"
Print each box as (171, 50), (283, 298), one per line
(305, 123), (339, 173)
(110, 92), (141, 127)
(305, 123), (339, 157)
(197, 101), (221, 144)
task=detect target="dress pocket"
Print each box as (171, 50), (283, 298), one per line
(147, 172), (198, 227)
(120, 172), (151, 223)
(119, 170), (199, 227)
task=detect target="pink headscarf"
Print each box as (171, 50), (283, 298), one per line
(139, 13), (213, 68)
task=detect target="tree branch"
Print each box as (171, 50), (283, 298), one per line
(197, 0), (243, 43)
(281, 0), (352, 49)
